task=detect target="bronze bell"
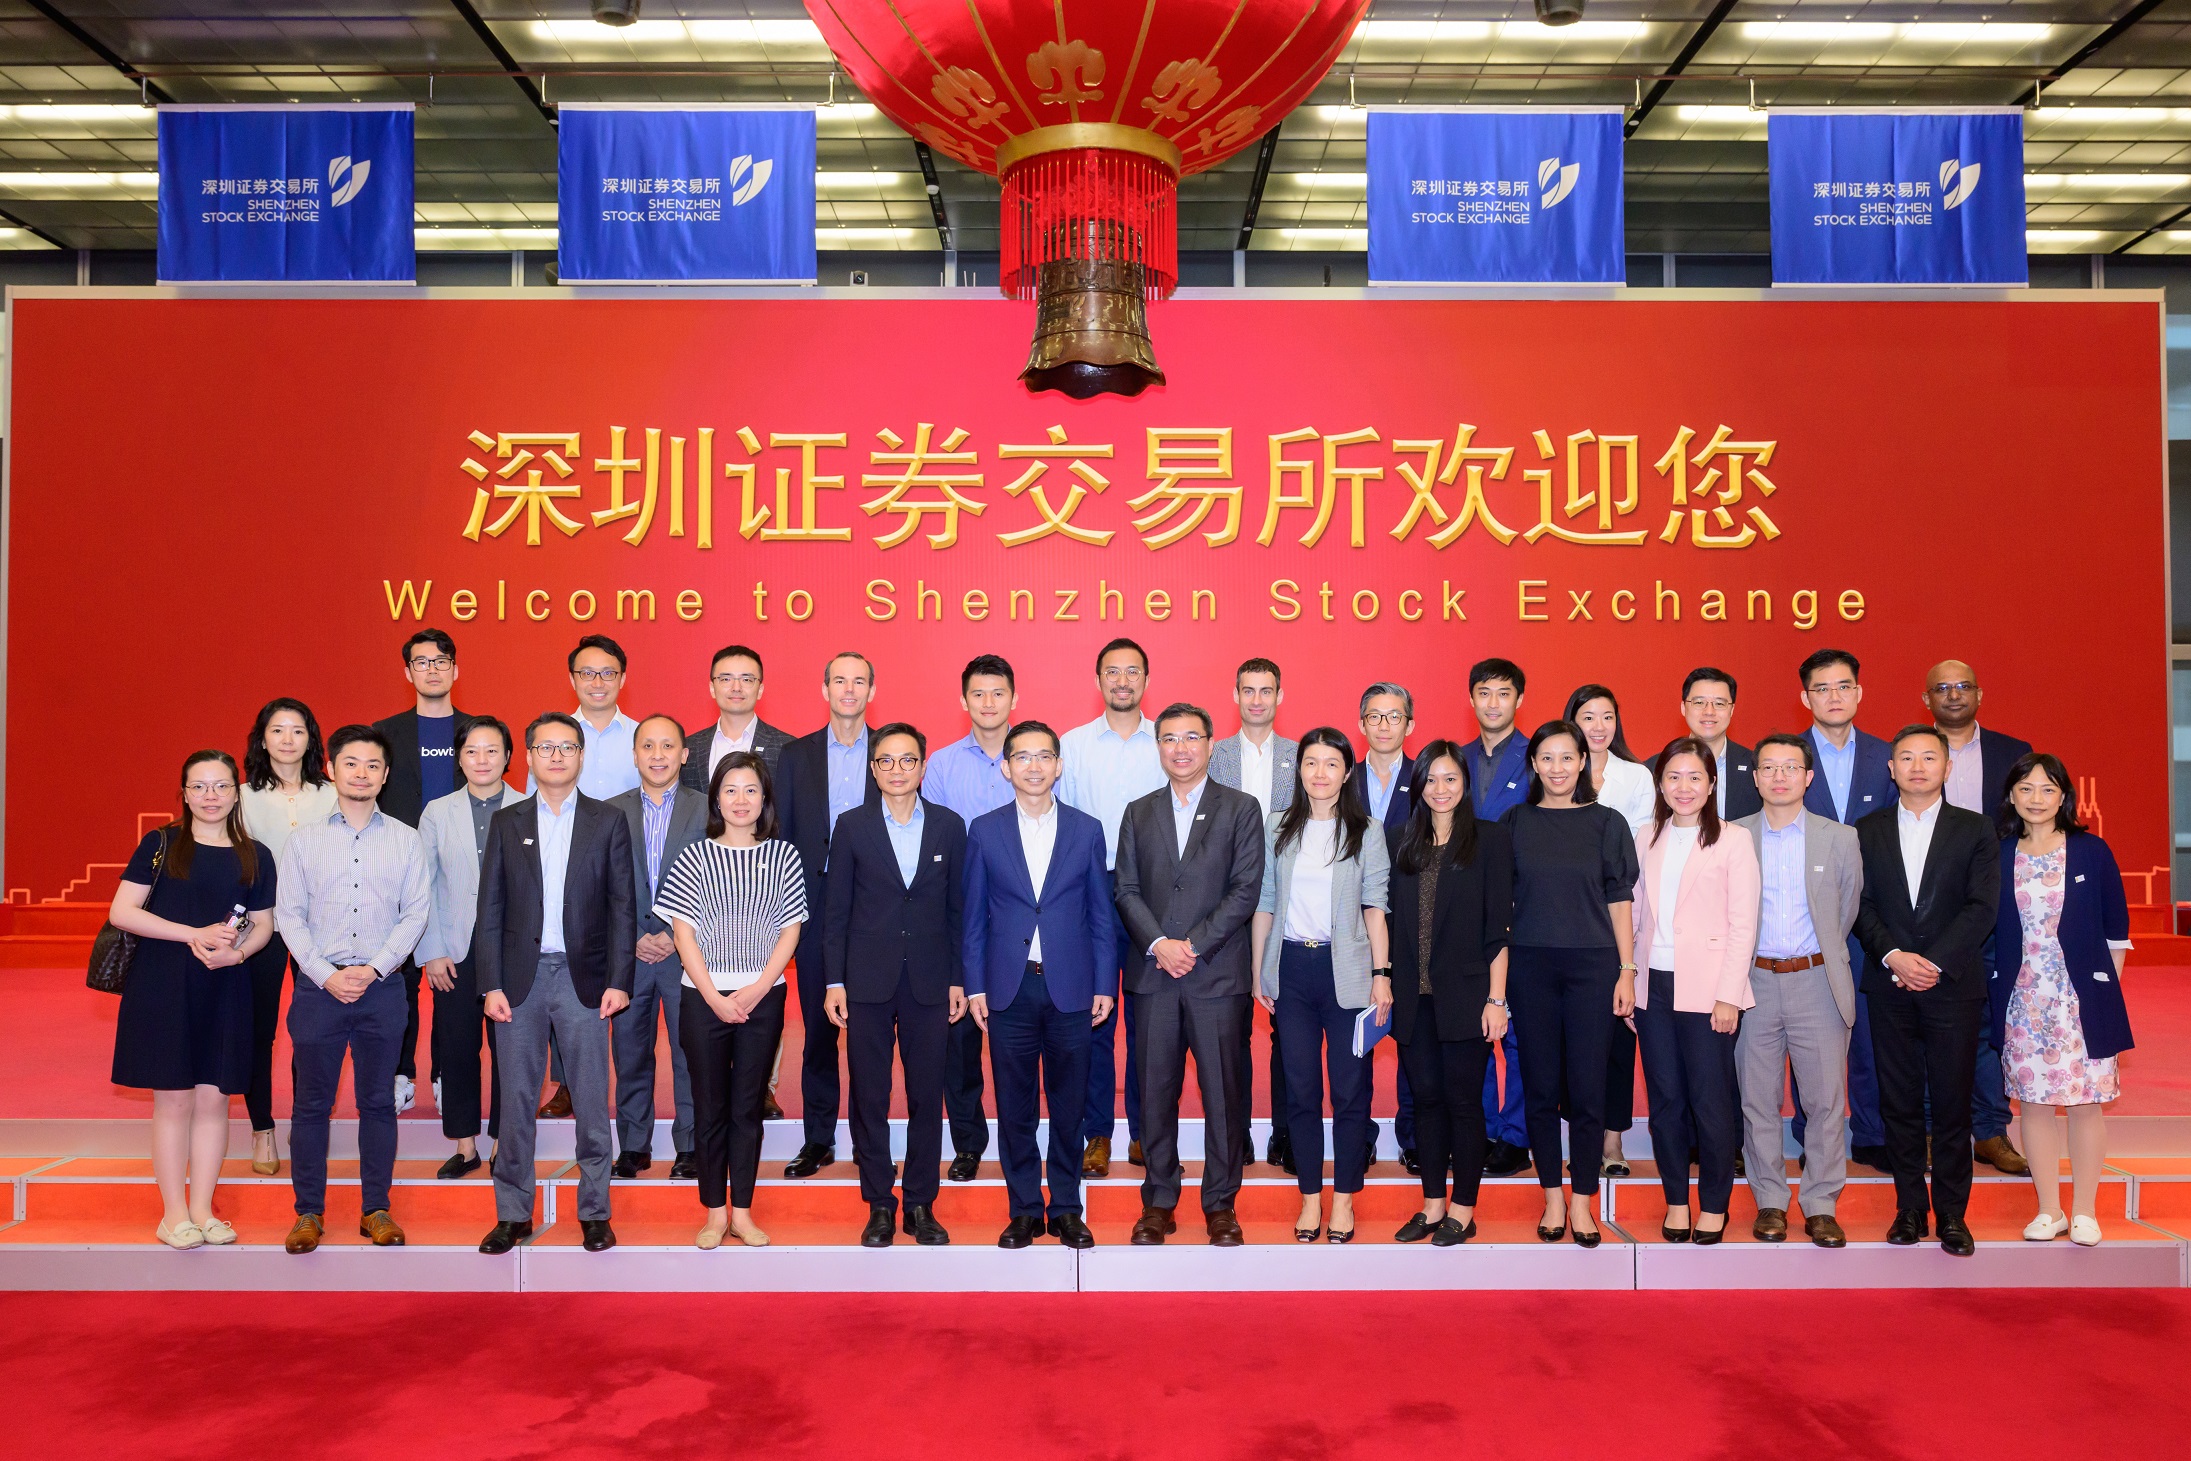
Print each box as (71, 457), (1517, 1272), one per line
(1020, 257), (1165, 399)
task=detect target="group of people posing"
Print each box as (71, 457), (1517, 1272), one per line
(106, 631), (2133, 1257)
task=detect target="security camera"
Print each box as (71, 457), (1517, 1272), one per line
(850, 270), (871, 286)
(1535, 0), (1584, 23)
(592, 0), (641, 24)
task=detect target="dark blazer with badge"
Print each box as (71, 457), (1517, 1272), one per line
(605, 784), (709, 942)
(474, 791), (636, 1010)
(680, 718), (796, 794)
(1654, 738), (1763, 822)
(1853, 801), (2001, 1002)
(822, 798), (966, 1006)
(1350, 754), (1417, 835)
(1114, 778), (1266, 1000)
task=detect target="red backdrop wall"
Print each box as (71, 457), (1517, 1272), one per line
(2, 291), (2168, 901)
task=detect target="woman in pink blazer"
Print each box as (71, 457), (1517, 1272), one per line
(1631, 736), (1759, 1244)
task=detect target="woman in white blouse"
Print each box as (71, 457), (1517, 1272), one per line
(1564, 684), (1654, 1178)
(654, 751), (806, 1250)
(236, 697), (337, 1175)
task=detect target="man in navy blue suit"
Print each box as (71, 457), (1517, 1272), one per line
(1459, 658), (1532, 1176)
(964, 719), (1119, 1250)
(1793, 648), (1895, 1172)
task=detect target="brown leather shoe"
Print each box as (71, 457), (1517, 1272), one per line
(1973, 1135), (2030, 1176)
(358, 1209), (406, 1246)
(1127, 1140), (1146, 1167)
(1130, 1205), (1177, 1245)
(283, 1214), (323, 1255)
(538, 1084), (573, 1119)
(762, 1090), (784, 1121)
(1205, 1208), (1244, 1246)
(1805, 1213), (1848, 1249)
(1752, 1207), (1789, 1243)
(1082, 1135), (1111, 1178)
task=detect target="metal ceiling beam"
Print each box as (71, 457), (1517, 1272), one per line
(1625, 0), (1740, 139)
(2112, 202), (2191, 256)
(446, 0), (554, 123)
(22, 0), (174, 104)
(913, 141), (951, 250)
(1236, 126), (1281, 250)
(0, 204), (69, 252)
(2043, 0), (2170, 86)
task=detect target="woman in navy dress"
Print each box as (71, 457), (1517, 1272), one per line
(109, 749), (276, 1248)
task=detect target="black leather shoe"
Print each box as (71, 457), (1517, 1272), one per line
(1267, 1132), (1293, 1170)
(1484, 1140), (1532, 1177)
(1394, 1212), (1437, 1244)
(1399, 1147), (1422, 1177)
(947, 1152), (981, 1182)
(1047, 1214), (1095, 1249)
(1938, 1216), (1976, 1257)
(612, 1151), (652, 1180)
(783, 1143), (835, 1179)
(1573, 1225), (1602, 1249)
(580, 1220), (616, 1252)
(669, 1151), (697, 1180)
(1536, 1220), (1567, 1242)
(1662, 1221), (1693, 1243)
(904, 1205), (949, 1246)
(1275, 1137), (1297, 1176)
(1886, 1209), (1928, 1246)
(1431, 1216), (1476, 1247)
(860, 1206), (896, 1248)
(435, 1152), (480, 1180)
(478, 1220), (533, 1255)
(1691, 1219), (1726, 1247)
(1363, 1140), (1380, 1172)
(998, 1215), (1043, 1249)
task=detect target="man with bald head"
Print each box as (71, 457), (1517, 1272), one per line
(1924, 659), (2033, 1178)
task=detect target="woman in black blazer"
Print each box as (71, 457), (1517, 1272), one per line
(1387, 739), (1513, 1246)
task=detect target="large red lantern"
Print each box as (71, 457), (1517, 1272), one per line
(807, 0), (1372, 397)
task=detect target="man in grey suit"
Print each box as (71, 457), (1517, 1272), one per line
(1116, 702), (1266, 1247)
(607, 714), (711, 1181)
(1206, 656), (1296, 1170)
(1734, 732), (1863, 1249)
(681, 643), (794, 793)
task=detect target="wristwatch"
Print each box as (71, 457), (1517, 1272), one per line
(1371, 966), (1393, 979)
(1485, 996), (1509, 1010)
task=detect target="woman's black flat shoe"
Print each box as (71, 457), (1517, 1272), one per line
(1572, 1226), (1602, 1249)
(1394, 1213), (1436, 1244)
(1536, 1223), (1566, 1242)
(1294, 1226), (1322, 1243)
(1326, 1227), (1356, 1244)
(1431, 1217), (1476, 1247)
(1662, 1224), (1692, 1243)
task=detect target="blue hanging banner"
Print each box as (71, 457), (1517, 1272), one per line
(157, 105), (414, 284)
(557, 106), (816, 283)
(1367, 108), (1625, 284)
(1768, 109), (2027, 285)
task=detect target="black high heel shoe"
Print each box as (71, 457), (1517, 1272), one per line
(1692, 1216), (1728, 1247)
(1662, 1222), (1693, 1243)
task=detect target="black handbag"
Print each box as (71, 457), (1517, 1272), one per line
(86, 829), (168, 995)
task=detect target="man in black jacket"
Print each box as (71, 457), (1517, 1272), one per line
(474, 712), (636, 1256)
(823, 723), (966, 1247)
(1854, 724), (2002, 1257)
(372, 627), (472, 1113)
(682, 643), (796, 792)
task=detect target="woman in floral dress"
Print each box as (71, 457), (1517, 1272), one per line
(1991, 752), (2134, 1247)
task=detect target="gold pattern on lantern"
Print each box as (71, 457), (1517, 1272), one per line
(1141, 58), (1220, 123)
(913, 122), (983, 168)
(1194, 104), (1262, 155)
(932, 65), (1010, 131)
(1028, 40), (1105, 112)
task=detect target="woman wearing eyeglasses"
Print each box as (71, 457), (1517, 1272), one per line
(109, 750), (278, 1248)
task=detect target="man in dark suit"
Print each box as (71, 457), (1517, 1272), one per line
(773, 651), (882, 1178)
(1795, 647), (1895, 1170)
(823, 722), (967, 1248)
(372, 627), (472, 1117)
(682, 643), (794, 792)
(1926, 657), (2035, 1177)
(1853, 724), (2002, 1257)
(1116, 702), (1266, 1247)
(474, 712), (637, 1256)
(1665, 666), (1762, 820)
(606, 714), (709, 1181)
(1350, 682), (1418, 1171)
(963, 720), (1118, 1249)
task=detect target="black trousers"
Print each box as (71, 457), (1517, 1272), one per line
(1400, 997), (1495, 1205)
(944, 1014), (990, 1158)
(430, 952), (501, 1141)
(1636, 969), (1742, 1212)
(1869, 984), (1983, 1221)
(1137, 982), (1253, 1213)
(793, 919), (842, 1148)
(1509, 945), (1619, 1198)
(243, 932), (290, 1133)
(1604, 1013), (1638, 1134)
(682, 982), (788, 1209)
(848, 967), (949, 1211)
(397, 956), (425, 1082)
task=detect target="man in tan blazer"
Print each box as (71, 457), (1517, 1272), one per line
(1734, 733), (1863, 1248)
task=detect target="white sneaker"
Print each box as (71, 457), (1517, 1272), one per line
(394, 1074), (416, 1114)
(2070, 1215), (2103, 1247)
(2023, 1212), (2069, 1241)
(432, 1077), (443, 1111)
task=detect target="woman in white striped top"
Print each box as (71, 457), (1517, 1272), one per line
(654, 750), (807, 1250)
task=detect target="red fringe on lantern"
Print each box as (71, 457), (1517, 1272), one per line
(1000, 148), (1178, 302)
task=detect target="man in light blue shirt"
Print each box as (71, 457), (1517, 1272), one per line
(1057, 637), (1164, 1175)
(923, 654), (1021, 1175)
(565, 634), (643, 801)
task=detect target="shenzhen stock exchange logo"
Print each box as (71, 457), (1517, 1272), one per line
(729, 154), (774, 207)
(1538, 157), (1581, 209)
(1939, 159), (1982, 210)
(328, 155), (372, 207)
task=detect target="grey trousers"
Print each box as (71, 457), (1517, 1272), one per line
(494, 955), (615, 1223)
(1737, 966), (1851, 1217)
(613, 955), (693, 1156)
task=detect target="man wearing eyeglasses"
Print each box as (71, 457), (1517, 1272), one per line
(1926, 659), (2035, 1179)
(1665, 667), (1763, 821)
(683, 643), (794, 793)
(1058, 638), (1165, 1179)
(1351, 683), (1419, 1172)
(372, 628), (473, 1118)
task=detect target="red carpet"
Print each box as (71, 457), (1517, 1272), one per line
(6, 1289), (2188, 1458)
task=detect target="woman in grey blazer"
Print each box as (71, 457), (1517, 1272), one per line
(1250, 726), (1391, 1243)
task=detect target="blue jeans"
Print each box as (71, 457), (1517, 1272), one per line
(288, 972), (405, 1218)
